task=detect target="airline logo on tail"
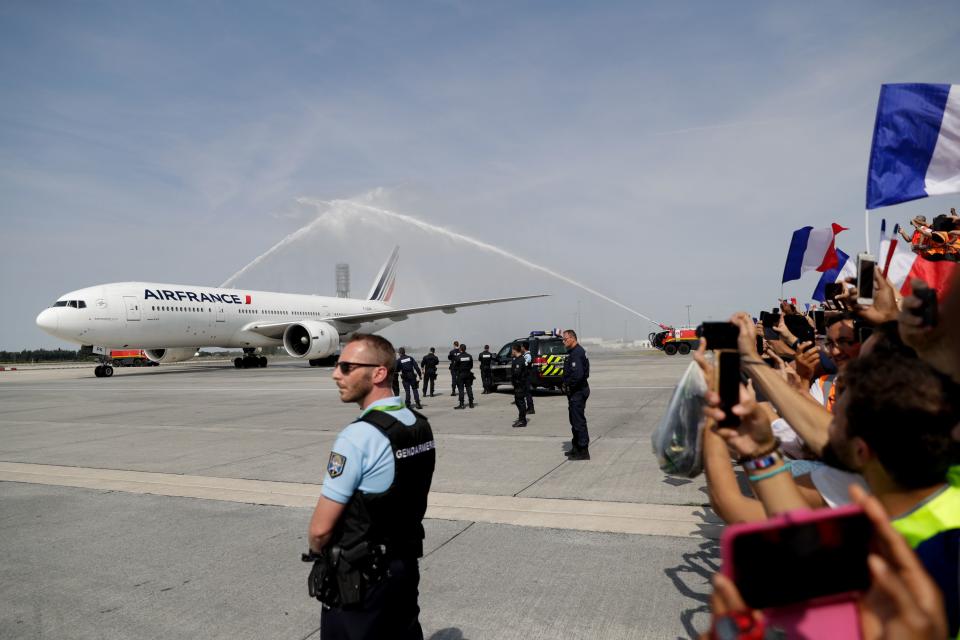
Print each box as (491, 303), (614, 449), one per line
(367, 246), (399, 304)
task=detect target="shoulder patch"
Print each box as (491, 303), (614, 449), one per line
(327, 452), (347, 478)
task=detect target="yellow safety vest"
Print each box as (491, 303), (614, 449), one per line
(891, 484), (960, 548)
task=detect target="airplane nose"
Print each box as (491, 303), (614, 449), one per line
(36, 308), (59, 334)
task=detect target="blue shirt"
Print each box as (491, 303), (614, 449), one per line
(321, 397), (416, 504)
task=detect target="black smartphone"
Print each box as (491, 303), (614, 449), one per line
(814, 310), (826, 335)
(824, 282), (844, 301)
(717, 351), (741, 427)
(853, 318), (873, 344)
(700, 322), (739, 351)
(755, 335), (764, 355)
(784, 314), (815, 344)
(913, 288), (938, 327)
(725, 508), (872, 611)
(760, 310), (780, 329)
(856, 253), (876, 305)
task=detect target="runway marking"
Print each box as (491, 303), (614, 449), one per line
(0, 388), (342, 392)
(0, 462), (718, 539)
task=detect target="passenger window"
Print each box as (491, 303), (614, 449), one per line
(497, 344), (514, 360)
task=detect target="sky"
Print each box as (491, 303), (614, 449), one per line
(2, 1), (959, 351)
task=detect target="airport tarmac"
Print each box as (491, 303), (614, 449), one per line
(0, 352), (718, 639)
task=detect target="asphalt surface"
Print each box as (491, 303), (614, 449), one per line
(0, 352), (717, 639)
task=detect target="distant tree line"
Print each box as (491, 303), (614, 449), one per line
(0, 348), (98, 363)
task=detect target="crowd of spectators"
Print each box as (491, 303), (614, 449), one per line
(692, 261), (960, 638)
(899, 208), (960, 262)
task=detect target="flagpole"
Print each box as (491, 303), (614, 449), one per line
(864, 209), (871, 254)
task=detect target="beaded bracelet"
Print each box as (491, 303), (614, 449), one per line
(748, 462), (792, 483)
(743, 450), (783, 472)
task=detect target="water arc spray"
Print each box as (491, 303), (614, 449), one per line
(221, 197), (665, 330)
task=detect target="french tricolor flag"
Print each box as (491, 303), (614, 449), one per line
(879, 223), (957, 300)
(812, 249), (856, 302)
(782, 223), (848, 284)
(867, 84), (960, 208)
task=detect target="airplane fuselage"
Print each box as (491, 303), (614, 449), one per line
(36, 282), (393, 350)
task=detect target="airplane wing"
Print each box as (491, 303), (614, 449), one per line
(327, 294), (549, 325)
(242, 294), (548, 339)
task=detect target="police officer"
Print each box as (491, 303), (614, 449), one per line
(447, 341), (460, 396)
(453, 344), (475, 409)
(478, 344), (494, 393)
(307, 334), (436, 639)
(521, 342), (535, 415)
(510, 344), (528, 428)
(561, 329), (590, 460)
(420, 348), (439, 397)
(395, 347), (422, 410)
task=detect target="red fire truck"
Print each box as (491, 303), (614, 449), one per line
(109, 350), (157, 367)
(648, 326), (700, 355)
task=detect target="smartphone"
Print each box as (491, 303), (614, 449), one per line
(784, 314), (815, 344)
(717, 351), (741, 427)
(814, 310), (826, 335)
(856, 253), (876, 306)
(912, 288), (938, 327)
(721, 505), (871, 637)
(760, 310), (780, 329)
(853, 318), (873, 344)
(824, 282), (844, 301)
(755, 335), (764, 355)
(700, 322), (739, 351)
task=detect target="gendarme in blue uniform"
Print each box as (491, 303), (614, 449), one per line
(320, 397), (436, 640)
(562, 343), (590, 451)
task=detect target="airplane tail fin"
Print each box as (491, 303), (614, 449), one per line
(366, 246), (399, 304)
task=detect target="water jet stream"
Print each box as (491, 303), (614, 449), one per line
(221, 197), (664, 330)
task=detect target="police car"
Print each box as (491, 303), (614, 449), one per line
(488, 330), (568, 391)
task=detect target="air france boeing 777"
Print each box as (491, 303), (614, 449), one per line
(36, 247), (545, 377)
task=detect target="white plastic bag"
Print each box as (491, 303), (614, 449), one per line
(651, 360), (708, 477)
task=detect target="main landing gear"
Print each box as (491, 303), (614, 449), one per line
(234, 348), (267, 369)
(94, 364), (114, 377)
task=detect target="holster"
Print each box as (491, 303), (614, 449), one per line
(303, 543), (389, 608)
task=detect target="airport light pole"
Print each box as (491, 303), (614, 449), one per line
(685, 305), (692, 327)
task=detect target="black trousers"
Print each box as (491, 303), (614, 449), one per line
(450, 369), (457, 392)
(392, 375), (400, 397)
(513, 386), (527, 422)
(402, 376), (420, 406)
(568, 386), (590, 448)
(523, 378), (535, 411)
(422, 372), (436, 396)
(480, 367), (493, 391)
(320, 557), (423, 640)
(457, 377), (474, 405)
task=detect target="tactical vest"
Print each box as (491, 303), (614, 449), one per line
(332, 409), (436, 558)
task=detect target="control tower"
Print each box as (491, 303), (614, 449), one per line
(335, 263), (350, 298)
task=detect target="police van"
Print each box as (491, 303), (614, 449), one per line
(488, 330), (568, 391)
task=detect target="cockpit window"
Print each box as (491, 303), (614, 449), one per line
(67, 301), (77, 308)
(53, 301), (68, 307)
(77, 301), (86, 308)
(53, 300), (86, 308)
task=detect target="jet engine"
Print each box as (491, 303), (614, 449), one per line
(283, 321), (339, 359)
(144, 348), (198, 364)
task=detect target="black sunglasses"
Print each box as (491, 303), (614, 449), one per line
(336, 361), (383, 374)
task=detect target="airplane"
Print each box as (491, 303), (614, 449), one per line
(35, 246), (546, 377)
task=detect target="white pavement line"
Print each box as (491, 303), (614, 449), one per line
(0, 388), (342, 392)
(0, 462), (714, 539)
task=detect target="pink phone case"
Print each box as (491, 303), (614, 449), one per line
(720, 505), (865, 639)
